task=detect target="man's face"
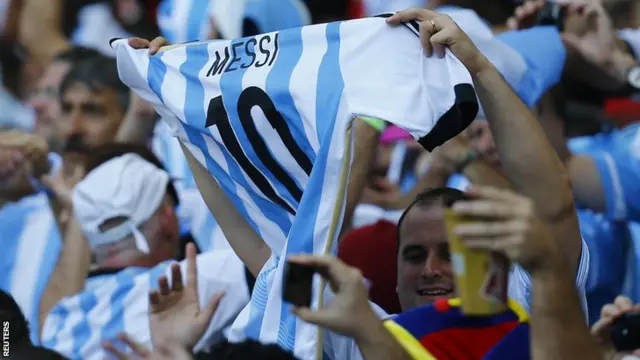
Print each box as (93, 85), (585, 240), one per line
(57, 82), (124, 147)
(397, 204), (455, 311)
(466, 119), (500, 166)
(29, 61), (71, 148)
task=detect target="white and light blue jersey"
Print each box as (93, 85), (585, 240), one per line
(569, 125), (640, 320)
(242, 0), (311, 36)
(157, 0), (213, 44)
(0, 193), (61, 344)
(41, 250), (249, 360)
(113, 17), (477, 359)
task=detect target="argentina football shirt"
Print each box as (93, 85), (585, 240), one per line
(112, 17), (478, 359)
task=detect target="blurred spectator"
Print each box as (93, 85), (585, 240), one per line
(41, 153), (250, 359)
(57, 55), (129, 148)
(29, 46), (101, 151)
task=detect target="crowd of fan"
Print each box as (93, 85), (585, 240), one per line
(2, 0), (640, 359)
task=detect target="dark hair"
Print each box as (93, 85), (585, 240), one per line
(84, 142), (179, 206)
(59, 55), (130, 113)
(0, 290), (31, 347)
(53, 46), (102, 65)
(396, 188), (470, 247)
(197, 340), (299, 360)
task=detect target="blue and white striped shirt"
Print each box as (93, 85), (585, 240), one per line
(157, 0), (213, 44)
(113, 17), (477, 359)
(41, 250), (249, 360)
(0, 193), (61, 344)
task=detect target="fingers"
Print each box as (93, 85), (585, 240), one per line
(200, 291), (225, 323)
(590, 316), (614, 338)
(290, 306), (329, 327)
(149, 36), (170, 55)
(158, 275), (170, 296)
(599, 296), (634, 320)
(385, 8), (435, 24)
(170, 263), (183, 291)
(428, 25), (448, 58)
(454, 221), (526, 238)
(288, 255), (351, 290)
(463, 237), (515, 252)
(186, 242), (198, 290)
(117, 333), (151, 357)
(601, 303), (620, 319)
(465, 185), (523, 203)
(614, 295), (634, 313)
(128, 37), (150, 49)
(102, 340), (132, 360)
(452, 200), (524, 219)
(149, 290), (161, 306)
(127, 36), (170, 55)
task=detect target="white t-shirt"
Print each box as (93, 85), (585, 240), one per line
(112, 17), (478, 360)
(41, 250), (249, 360)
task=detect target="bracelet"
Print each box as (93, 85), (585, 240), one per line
(360, 117), (387, 133)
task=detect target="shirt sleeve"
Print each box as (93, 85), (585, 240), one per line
(340, 18), (478, 152)
(495, 27), (566, 107)
(508, 238), (590, 322)
(587, 149), (640, 222)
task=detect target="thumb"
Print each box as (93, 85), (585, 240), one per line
(199, 291), (225, 324)
(291, 306), (330, 327)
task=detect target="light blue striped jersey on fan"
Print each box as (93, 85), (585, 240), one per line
(0, 193), (61, 344)
(41, 250), (249, 360)
(157, 0), (213, 44)
(112, 17), (478, 359)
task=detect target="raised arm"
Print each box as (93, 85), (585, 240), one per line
(18, 0), (69, 72)
(387, 8), (582, 275)
(181, 142), (270, 277)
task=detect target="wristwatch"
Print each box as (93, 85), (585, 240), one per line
(627, 64), (640, 90)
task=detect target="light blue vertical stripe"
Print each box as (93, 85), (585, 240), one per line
(69, 291), (98, 359)
(186, 0), (211, 41)
(216, 38), (294, 232)
(100, 273), (136, 356)
(264, 26), (316, 170)
(157, 0), (177, 44)
(0, 204), (30, 291)
(277, 22), (345, 350)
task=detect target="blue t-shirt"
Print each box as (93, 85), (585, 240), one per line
(569, 124), (640, 321)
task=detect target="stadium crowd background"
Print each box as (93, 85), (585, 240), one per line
(2, 0), (640, 359)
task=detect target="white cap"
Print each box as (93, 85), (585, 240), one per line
(72, 153), (170, 253)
